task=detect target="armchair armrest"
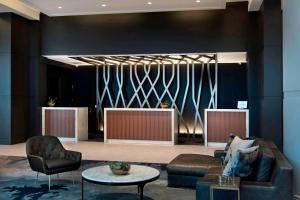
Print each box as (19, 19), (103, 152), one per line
(214, 150), (226, 159)
(27, 154), (47, 173)
(65, 150), (82, 162)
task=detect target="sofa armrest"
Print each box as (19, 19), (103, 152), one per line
(214, 150), (226, 160)
(239, 181), (276, 200)
(241, 181), (273, 189)
(65, 150), (82, 162)
(27, 154), (47, 173)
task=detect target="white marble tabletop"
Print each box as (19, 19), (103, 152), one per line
(82, 165), (160, 184)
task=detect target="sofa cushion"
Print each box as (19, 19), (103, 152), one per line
(225, 136), (255, 162)
(253, 148), (275, 182)
(167, 154), (221, 177)
(223, 146), (259, 177)
(46, 159), (78, 169)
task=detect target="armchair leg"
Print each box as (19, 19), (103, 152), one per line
(36, 172), (39, 184)
(72, 171), (75, 185)
(48, 175), (51, 191)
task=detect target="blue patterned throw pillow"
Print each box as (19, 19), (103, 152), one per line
(223, 146), (259, 177)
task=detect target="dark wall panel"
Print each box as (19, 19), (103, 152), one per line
(218, 64), (248, 108)
(0, 13), (11, 54)
(10, 15), (30, 144)
(0, 95), (11, 144)
(46, 65), (75, 106)
(41, 3), (250, 55)
(0, 14), (12, 144)
(0, 13), (42, 144)
(259, 0), (283, 150)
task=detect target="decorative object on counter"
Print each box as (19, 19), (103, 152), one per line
(160, 101), (170, 108)
(109, 162), (131, 175)
(47, 97), (56, 107)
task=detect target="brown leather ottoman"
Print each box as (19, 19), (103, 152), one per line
(167, 154), (221, 188)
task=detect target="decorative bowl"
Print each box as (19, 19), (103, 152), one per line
(48, 103), (55, 107)
(160, 103), (169, 109)
(109, 162), (130, 175)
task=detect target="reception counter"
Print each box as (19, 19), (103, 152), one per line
(204, 109), (249, 147)
(104, 108), (178, 145)
(42, 107), (88, 142)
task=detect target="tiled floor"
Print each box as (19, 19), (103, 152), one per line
(0, 141), (218, 164)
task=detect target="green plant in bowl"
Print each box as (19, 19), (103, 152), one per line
(109, 162), (131, 175)
(47, 97), (56, 107)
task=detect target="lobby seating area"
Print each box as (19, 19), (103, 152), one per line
(0, 0), (299, 200)
(167, 138), (293, 199)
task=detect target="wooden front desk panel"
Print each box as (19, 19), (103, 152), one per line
(104, 108), (178, 145)
(45, 110), (75, 138)
(205, 109), (249, 147)
(42, 107), (88, 142)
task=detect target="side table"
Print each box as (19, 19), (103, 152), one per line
(210, 176), (240, 200)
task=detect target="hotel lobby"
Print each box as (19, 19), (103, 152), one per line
(0, 0), (299, 199)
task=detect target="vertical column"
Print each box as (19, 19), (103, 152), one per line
(260, 0), (283, 150)
(283, 0), (300, 196)
(0, 13), (41, 144)
(0, 13), (12, 144)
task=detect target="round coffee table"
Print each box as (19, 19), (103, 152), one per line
(81, 165), (160, 200)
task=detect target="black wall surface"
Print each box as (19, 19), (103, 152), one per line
(46, 65), (75, 106)
(46, 65), (97, 133)
(0, 13), (43, 144)
(0, 13), (12, 144)
(260, 0), (283, 149)
(41, 3), (250, 55)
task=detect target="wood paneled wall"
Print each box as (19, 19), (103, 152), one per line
(45, 110), (75, 138)
(106, 110), (172, 141)
(206, 110), (248, 143)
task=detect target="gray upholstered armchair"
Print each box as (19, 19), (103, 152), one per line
(26, 136), (82, 190)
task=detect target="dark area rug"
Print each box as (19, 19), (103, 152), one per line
(0, 156), (195, 200)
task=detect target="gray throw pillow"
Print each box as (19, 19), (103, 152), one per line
(223, 146), (259, 177)
(224, 133), (236, 152)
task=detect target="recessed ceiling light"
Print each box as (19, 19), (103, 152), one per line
(101, 4), (107, 7)
(58, 6), (62, 9)
(196, 0), (201, 3)
(147, 2), (152, 5)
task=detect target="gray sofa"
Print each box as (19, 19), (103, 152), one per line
(167, 139), (293, 200)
